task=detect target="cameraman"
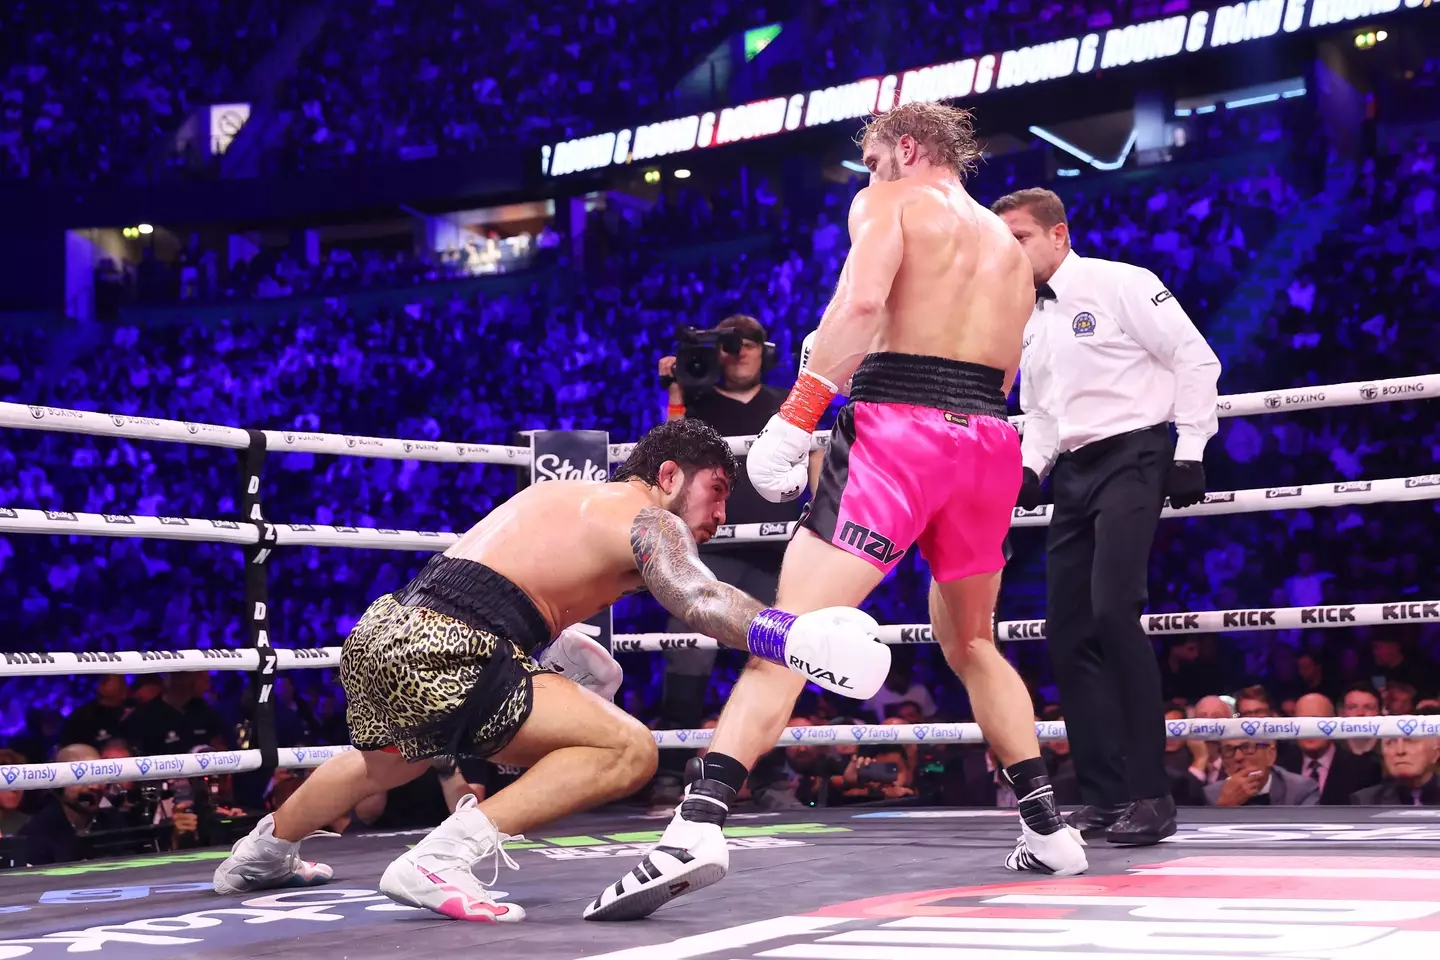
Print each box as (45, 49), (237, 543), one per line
(653, 314), (819, 802)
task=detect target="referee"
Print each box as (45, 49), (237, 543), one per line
(992, 188), (1221, 846)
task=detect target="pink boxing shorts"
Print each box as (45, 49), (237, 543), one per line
(798, 353), (1020, 582)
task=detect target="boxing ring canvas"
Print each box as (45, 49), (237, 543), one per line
(2, 805), (1440, 959)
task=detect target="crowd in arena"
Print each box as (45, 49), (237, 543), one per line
(4, 0), (1220, 183)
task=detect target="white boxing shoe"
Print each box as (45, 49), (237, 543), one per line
(583, 807), (728, 921)
(213, 814), (333, 895)
(378, 794), (526, 922)
(1005, 819), (1089, 877)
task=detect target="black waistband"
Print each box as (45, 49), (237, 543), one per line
(1060, 423), (1170, 466)
(394, 555), (551, 654)
(848, 353), (1008, 418)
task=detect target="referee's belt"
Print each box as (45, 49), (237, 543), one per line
(1059, 423), (1169, 467)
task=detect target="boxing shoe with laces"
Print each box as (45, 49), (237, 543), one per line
(378, 794), (525, 922)
(213, 814), (333, 895)
(1004, 784), (1088, 877)
(583, 780), (731, 921)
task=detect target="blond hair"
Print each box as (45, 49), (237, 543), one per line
(858, 102), (980, 177)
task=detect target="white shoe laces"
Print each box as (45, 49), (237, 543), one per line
(426, 795), (524, 888)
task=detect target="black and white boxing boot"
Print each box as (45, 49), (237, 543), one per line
(1001, 758), (1089, 877)
(583, 755), (739, 921)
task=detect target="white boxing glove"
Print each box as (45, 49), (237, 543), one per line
(749, 367), (838, 503)
(746, 606), (889, 700)
(747, 415), (812, 503)
(539, 627), (623, 700)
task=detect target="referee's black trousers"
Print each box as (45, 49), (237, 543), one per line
(1045, 424), (1171, 805)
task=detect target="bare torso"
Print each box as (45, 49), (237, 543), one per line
(441, 481), (647, 635)
(861, 179), (1032, 379)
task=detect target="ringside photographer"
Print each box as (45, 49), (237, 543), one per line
(653, 314), (822, 802)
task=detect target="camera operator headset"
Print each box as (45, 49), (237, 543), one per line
(654, 314), (823, 800)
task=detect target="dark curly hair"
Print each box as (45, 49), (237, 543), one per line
(612, 418), (739, 486)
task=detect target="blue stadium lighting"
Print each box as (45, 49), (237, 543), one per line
(1195, 105), (1217, 114)
(1057, 168), (1081, 177)
(1174, 107), (1193, 117)
(1282, 88), (1307, 98)
(1027, 125), (1139, 172)
(841, 159), (868, 173)
(1225, 92), (1281, 110)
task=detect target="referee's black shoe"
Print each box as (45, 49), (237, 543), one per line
(1105, 796), (1178, 846)
(1065, 803), (1129, 839)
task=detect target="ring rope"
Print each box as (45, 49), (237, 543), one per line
(3, 600), (1432, 679)
(0, 746), (353, 791)
(607, 373), (1440, 459)
(647, 715), (1440, 750)
(611, 599), (1440, 652)
(4, 373), (1433, 464)
(3, 474), (1436, 550)
(0, 646), (340, 677)
(5, 714), (1431, 791)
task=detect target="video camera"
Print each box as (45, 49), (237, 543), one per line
(670, 325), (777, 392)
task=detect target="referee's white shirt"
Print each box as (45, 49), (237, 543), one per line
(1020, 250), (1222, 477)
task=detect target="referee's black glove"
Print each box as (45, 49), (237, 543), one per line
(1016, 467), (1044, 510)
(1165, 460), (1206, 509)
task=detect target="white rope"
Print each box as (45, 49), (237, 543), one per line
(649, 715), (1440, 749)
(0, 646), (342, 677)
(0, 402), (527, 464)
(0, 403), (251, 449)
(0, 509), (260, 544)
(4, 470), (1432, 550)
(5, 374), (1430, 465)
(612, 599), (1440, 652)
(707, 474), (1440, 540)
(7, 599), (1433, 679)
(0, 745), (353, 791)
(258, 430), (528, 465)
(606, 373), (1440, 460)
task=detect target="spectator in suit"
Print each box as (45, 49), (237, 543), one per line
(1351, 736), (1440, 806)
(1234, 685), (1273, 718)
(1184, 695), (1233, 788)
(1205, 739), (1319, 807)
(1279, 693), (1381, 805)
(1340, 683), (1383, 757)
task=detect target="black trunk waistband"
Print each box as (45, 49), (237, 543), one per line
(848, 352), (1008, 418)
(395, 555), (551, 654)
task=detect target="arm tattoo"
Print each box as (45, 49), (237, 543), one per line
(629, 506), (765, 649)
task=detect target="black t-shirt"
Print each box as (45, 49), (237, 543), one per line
(685, 386), (803, 526)
(184, 699), (231, 750)
(59, 702), (128, 750)
(121, 700), (191, 756)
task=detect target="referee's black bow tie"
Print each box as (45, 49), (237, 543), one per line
(1035, 283), (1057, 305)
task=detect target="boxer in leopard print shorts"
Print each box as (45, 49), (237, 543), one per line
(212, 418), (884, 924)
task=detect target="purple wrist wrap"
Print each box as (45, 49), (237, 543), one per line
(747, 608), (795, 665)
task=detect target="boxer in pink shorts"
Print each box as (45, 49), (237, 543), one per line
(804, 356), (1020, 583)
(589, 103), (1086, 926)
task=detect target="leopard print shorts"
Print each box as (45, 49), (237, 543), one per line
(340, 593), (545, 762)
